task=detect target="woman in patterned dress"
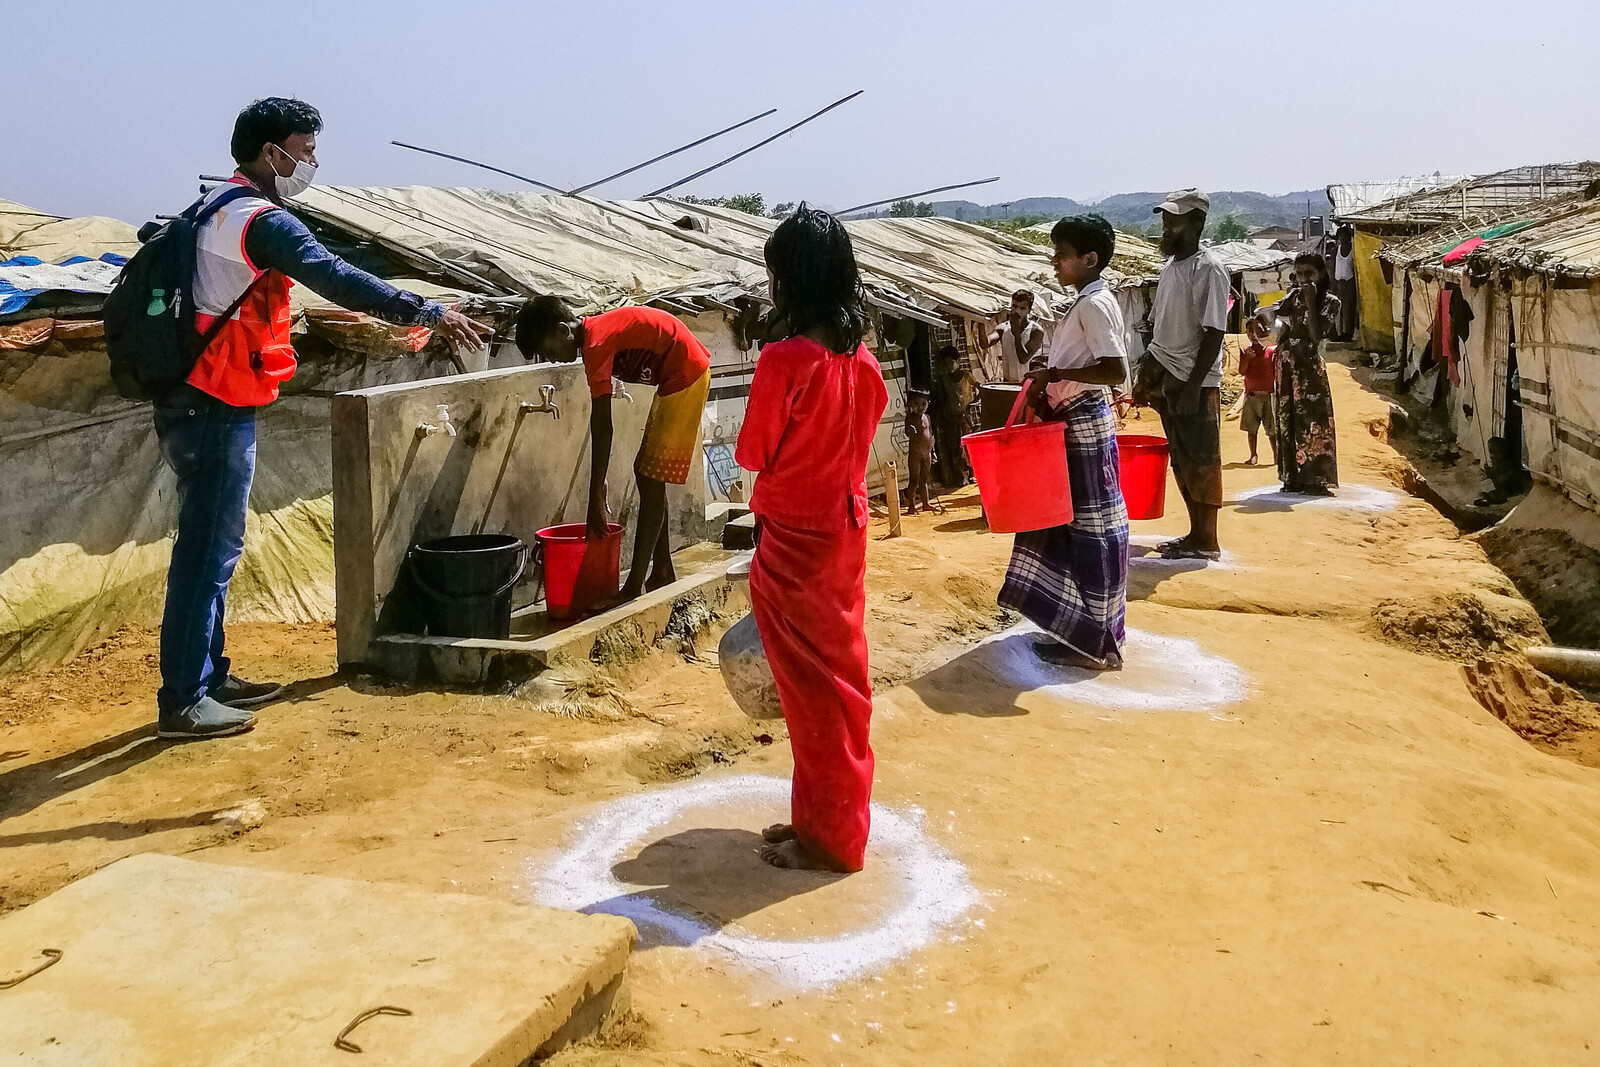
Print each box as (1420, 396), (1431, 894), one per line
(1270, 253), (1340, 494)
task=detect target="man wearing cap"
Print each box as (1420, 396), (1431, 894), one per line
(1146, 189), (1229, 560)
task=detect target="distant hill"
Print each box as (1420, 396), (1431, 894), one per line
(923, 189), (1333, 232)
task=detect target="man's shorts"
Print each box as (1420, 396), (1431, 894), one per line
(1240, 392), (1276, 436)
(1153, 369), (1223, 507)
(635, 370), (711, 485)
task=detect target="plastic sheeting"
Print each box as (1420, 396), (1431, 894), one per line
(1353, 230), (1394, 353)
(1514, 279), (1600, 511)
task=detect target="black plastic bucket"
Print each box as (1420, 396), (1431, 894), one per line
(980, 383), (1025, 431)
(407, 534), (529, 639)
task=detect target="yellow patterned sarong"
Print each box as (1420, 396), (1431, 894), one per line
(634, 370), (710, 484)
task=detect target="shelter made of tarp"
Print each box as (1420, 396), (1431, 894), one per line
(1327, 176), (1468, 219)
(1338, 163), (1600, 232)
(288, 186), (1165, 330)
(0, 197), (139, 321)
(0, 198), (139, 262)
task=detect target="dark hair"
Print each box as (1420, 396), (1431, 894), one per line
(515, 294), (576, 357)
(231, 97), (323, 166)
(1050, 214), (1116, 272)
(763, 203), (868, 354)
(1011, 288), (1034, 306)
(1293, 252), (1331, 295)
(938, 345), (960, 361)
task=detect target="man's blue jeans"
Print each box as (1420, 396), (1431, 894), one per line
(153, 387), (257, 714)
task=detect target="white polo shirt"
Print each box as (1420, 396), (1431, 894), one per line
(1046, 278), (1128, 410)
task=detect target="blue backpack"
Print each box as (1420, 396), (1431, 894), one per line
(104, 186), (265, 401)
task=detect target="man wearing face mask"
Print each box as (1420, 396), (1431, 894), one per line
(151, 96), (492, 740)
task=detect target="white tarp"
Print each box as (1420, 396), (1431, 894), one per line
(1512, 279), (1600, 510)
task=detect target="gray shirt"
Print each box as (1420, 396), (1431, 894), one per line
(1149, 248), (1230, 388)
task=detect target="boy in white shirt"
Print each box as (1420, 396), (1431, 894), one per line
(999, 215), (1130, 671)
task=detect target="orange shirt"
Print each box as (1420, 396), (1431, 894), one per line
(581, 306), (711, 399)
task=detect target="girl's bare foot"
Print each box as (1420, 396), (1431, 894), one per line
(761, 823), (797, 843)
(760, 838), (831, 870)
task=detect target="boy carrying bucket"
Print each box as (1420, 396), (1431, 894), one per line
(1001, 215), (1131, 671)
(516, 300), (711, 603)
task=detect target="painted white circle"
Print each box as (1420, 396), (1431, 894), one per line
(1227, 482), (1401, 512)
(531, 774), (977, 988)
(980, 625), (1248, 712)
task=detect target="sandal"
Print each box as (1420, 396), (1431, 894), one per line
(1158, 541), (1221, 562)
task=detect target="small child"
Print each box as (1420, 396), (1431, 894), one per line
(903, 391), (936, 513)
(1238, 316), (1278, 467)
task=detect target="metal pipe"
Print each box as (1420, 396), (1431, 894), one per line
(642, 90), (864, 199)
(569, 108), (778, 194)
(1523, 646), (1600, 689)
(836, 177), (1001, 217)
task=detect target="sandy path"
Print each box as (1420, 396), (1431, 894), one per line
(3, 360), (1597, 1064)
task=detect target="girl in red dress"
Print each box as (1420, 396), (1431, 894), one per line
(735, 205), (888, 872)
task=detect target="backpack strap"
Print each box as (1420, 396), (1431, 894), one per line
(187, 183), (261, 227)
(195, 271), (268, 354)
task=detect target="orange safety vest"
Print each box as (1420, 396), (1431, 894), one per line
(186, 177), (297, 406)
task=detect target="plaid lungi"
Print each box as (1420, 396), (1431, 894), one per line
(998, 392), (1129, 660)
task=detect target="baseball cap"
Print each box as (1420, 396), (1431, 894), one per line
(1153, 189), (1210, 215)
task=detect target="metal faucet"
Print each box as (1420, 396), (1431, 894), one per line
(613, 378), (635, 404)
(520, 385), (561, 420)
(416, 403), (457, 439)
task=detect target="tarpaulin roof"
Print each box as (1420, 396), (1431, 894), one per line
(1459, 197), (1600, 278)
(0, 198), (138, 320)
(289, 186), (1161, 326)
(1205, 241), (1293, 273)
(1336, 163), (1600, 228)
(1327, 176), (1468, 218)
(0, 198), (139, 263)
(1378, 189), (1600, 275)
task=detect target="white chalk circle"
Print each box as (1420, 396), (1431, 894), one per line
(1227, 482), (1401, 512)
(981, 624), (1248, 713)
(1127, 533), (1239, 570)
(531, 774), (978, 988)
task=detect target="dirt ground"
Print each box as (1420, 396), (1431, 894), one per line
(4, 358), (1600, 1064)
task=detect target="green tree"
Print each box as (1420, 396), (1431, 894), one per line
(1208, 213), (1250, 242)
(678, 193), (766, 216)
(721, 193), (766, 216)
(889, 199), (935, 217)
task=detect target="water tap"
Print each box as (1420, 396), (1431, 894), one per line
(613, 378), (635, 404)
(520, 384), (561, 420)
(416, 403), (457, 439)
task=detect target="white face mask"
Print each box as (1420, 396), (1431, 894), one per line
(268, 143), (317, 198)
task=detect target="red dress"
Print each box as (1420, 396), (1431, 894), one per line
(735, 335), (888, 872)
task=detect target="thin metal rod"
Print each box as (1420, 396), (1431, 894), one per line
(390, 141), (568, 195)
(569, 108), (777, 195)
(837, 177), (1001, 216)
(642, 90), (864, 199)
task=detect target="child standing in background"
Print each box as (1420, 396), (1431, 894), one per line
(736, 204), (888, 873)
(1238, 317), (1278, 467)
(904, 391), (936, 514)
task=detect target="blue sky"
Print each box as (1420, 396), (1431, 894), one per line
(5, 0), (1597, 222)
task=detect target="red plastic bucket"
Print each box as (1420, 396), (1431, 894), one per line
(1117, 434), (1169, 520)
(961, 389), (1074, 533)
(537, 522), (623, 620)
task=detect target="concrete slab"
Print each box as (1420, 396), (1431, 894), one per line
(0, 854), (634, 1066)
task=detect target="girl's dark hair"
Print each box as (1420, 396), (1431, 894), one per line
(1293, 252), (1331, 295)
(231, 97), (323, 165)
(763, 203), (868, 354)
(514, 294), (576, 357)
